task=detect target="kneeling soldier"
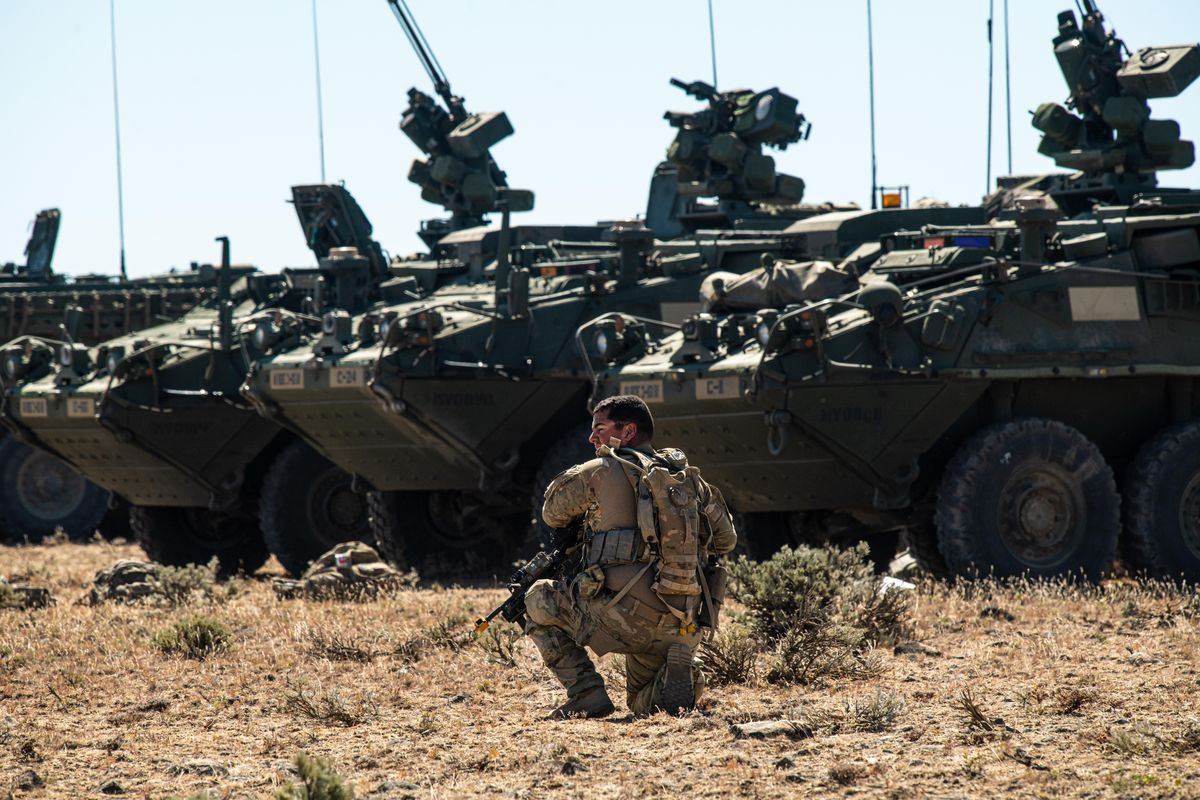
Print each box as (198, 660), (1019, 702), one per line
(526, 395), (737, 718)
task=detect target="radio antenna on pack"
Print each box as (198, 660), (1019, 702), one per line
(386, 0), (463, 121)
(312, 0), (327, 182)
(108, 0), (128, 281)
(707, 0), (719, 89)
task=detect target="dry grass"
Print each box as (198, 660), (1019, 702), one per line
(1, 542), (1200, 798)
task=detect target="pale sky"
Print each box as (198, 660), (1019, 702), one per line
(3, 0), (1199, 278)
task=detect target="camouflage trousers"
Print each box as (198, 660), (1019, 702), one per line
(523, 574), (704, 715)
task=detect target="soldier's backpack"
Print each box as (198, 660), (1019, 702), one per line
(601, 443), (725, 630)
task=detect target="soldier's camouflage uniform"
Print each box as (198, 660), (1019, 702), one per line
(526, 443), (736, 715)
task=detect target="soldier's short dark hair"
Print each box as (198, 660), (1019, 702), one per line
(593, 394), (654, 443)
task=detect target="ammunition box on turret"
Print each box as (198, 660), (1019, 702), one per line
(1117, 45), (1200, 98)
(447, 111), (514, 160)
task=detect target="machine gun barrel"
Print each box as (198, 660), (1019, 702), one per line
(670, 77), (717, 101)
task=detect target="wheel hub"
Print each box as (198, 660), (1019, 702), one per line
(15, 451), (89, 522)
(998, 468), (1081, 567)
(1178, 473), (1200, 560)
(426, 492), (499, 549)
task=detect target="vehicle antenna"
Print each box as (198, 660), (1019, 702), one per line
(1004, 0), (1013, 174)
(108, 0), (128, 281)
(386, 0), (463, 121)
(707, 0), (718, 90)
(867, 0), (878, 210)
(986, 0), (995, 194)
(311, 0), (327, 182)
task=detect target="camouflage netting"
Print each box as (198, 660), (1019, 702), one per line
(0, 576), (53, 610)
(700, 260), (857, 313)
(273, 541), (415, 601)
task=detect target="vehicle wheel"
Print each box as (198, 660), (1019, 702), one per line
(935, 418), (1119, 581)
(260, 439), (372, 577)
(0, 435), (109, 542)
(368, 490), (516, 573)
(1122, 420), (1200, 582)
(528, 425), (593, 553)
(130, 505), (269, 576)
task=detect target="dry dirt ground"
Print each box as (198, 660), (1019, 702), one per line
(2, 541), (1200, 799)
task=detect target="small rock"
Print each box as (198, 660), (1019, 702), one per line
(774, 756), (795, 770)
(447, 693), (470, 704)
(14, 770), (43, 790)
(99, 778), (125, 794)
(730, 720), (814, 740)
(375, 780), (420, 792)
(894, 641), (943, 657)
(560, 756), (586, 775)
(167, 759), (228, 777)
(980, 606), (1016, 622)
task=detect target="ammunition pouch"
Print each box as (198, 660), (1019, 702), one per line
(584, 528), (642, 567)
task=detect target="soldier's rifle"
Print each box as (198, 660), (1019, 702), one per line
(474, 523), (581, 633)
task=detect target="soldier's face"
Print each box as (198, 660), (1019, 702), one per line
(589, 411), (637, 454)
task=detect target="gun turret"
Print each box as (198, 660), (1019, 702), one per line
(387, 0), (533, 247)
(1033, 2), (1198, 177)
(646, 78), (812, 237)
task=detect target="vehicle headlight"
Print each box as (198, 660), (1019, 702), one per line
(2, 350), (24, 381)
(105, 346), (125, 375)
(252, 321), (279, 352)
(58, 346), (74, 368)
(379, 314), (397, 344)
(322, 311), (337, 335)
(593, 329), (610, 358)
(756, 321), (772, 347)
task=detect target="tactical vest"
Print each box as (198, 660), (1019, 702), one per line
(597, 443), (714, 629)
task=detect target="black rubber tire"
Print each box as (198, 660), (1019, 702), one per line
(366, 490), (415, 569)
(0, 435), (109, 542)
(368, 489), (514, 572)
(527, 424), (594, 553)
(1122, 420), (1200, 582)
(935, 418), (1119, 582)
(260, 439), (372, 577)
(130, 505), (269, 576)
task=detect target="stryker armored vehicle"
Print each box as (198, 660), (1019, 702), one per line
(245, 73), (983, 573)
(0, 208), (254, 542)
(588, 1), (1200, 582)
(0, 10), (561, 576)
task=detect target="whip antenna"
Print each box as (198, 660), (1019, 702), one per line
(1003, 0), (1013, 174)
(108, 0), (128, 281)
(986, 0), (995, 194)
(867, 0), (878, 209)
(312, 0), (327, 182)
(707, 0), (718, 89)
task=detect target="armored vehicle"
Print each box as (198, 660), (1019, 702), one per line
(589, 2), (1200, 582)
(0, 182), (418, 571)
(0, 208), (254, 542)
(246, 74), (983, 572)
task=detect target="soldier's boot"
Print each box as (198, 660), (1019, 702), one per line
(526, 624), (611, 719)
(547, 686), (615, 720)
(658, 642), (696, 715)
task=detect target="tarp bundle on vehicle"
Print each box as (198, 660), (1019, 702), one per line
(700, 259), (856, 312)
